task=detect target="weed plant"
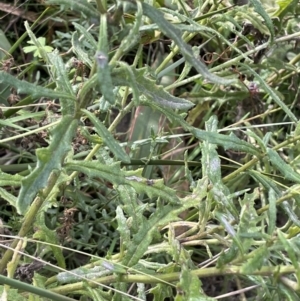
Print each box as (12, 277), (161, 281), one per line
(0, 0), (300, 300)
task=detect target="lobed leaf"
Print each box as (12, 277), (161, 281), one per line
(17, 116), (78, 214)
(112, 67), (194, 110)
(121, 204), (178, 267)
(0, 71), (75, 101)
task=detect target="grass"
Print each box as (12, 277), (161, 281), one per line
(0, 0), (300, 300)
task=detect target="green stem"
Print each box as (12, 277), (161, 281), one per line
(0, 274), (76, 301)
(49, 265), (296, 295)
(0, 171), (60, 274)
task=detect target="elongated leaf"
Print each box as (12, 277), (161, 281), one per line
(115, 0), (142, 54)
(138, 98), (259, 155)
(277, 230), (299, 269)
(141, 3), (234, 85)
(268, 189), (277, 235)
(272, 0), (298, 19)
(215, 212), (243, 252)
(0, 187), (17, 207)
(249, 0), (274, 42)
(65, 162), (181, 205)
(113, 67), (196, 110)
(33, 213), (66, 269)
(122, 204), (178, 267)
(115, 206), (131, 245)
(267, 148), (300, 183)
(73, 22), (97, 50)
(117, 185), (144, 233)
(238, 190), (261, 252)
(45, 0), (99, 18)
(0, 71), (74, 100)
(82, 109), (130, 163)
(281, 201), (300, 227)
(17, 116), (78, 214)
(47, 52), (74, 96)
(240, 63), (297, 122)
(95, 14), (115, 105)
(248, 170), (281, 195)
(72, 32), (93, 68)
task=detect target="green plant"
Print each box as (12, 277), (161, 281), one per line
(0, 0), (300, 300)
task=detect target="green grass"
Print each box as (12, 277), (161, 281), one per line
(0, 0), (300, 300)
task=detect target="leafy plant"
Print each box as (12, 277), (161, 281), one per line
(0, 0), (300, 300)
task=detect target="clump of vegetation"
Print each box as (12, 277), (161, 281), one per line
(0, 0), (300, 300)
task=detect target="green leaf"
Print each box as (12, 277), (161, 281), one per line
(149, 284), (173, 301)
(0, 71), (75, 101)
(113, 66), (194, 110)
(248, 170), (281, 195)
(241, 245), (269, 273)
(81, 109), (130, 163)
(140, 3), (235, 86)
(249, 0), (274, 42)
(117, 185), (145, 233)
(23, 37), (53, 58)
(121, 204), (178, 267)
(0, 286), (25, 301)
(45, 0), (99, 18)
(65, 162), (181, 205)
(240, 63), (297, 122)
(0, 172), (22, 186)
(73, 22), (97, 50)
(140, 100), (259, 155)
(272, 0), (298, 19)
(268, 189), (277, 235)
(33, 213), (66, 269)
(277, 230), (299, 270)
(72, 32), (93, 68)
(0, 187), (17, 208)
(96, 14), (115, 105)
(116, 206), (131, 245)
(238, 189), (262, 252)
(17, 116), (77, 214)
(114, 0), (142, 54)
(281, 201), (300, 227)
(267, 148), (300, 183)
(215, 212), (243, 253)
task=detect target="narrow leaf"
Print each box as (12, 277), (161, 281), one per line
(249, 0), (274, 42)
(45, 0), (99, 18)
(240, 63), (297, 122)
(96, 14), (115, 105)
(267, 148), (300, 183)
(0, 187), (17, 208)
(82, 109), (130, 163)
(0, 71), (74, 100)
(278, 230), (300, 269)
(268, 189), (277, 235)
(73, 22), (97, 50)
(141, 3), (234, 85)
